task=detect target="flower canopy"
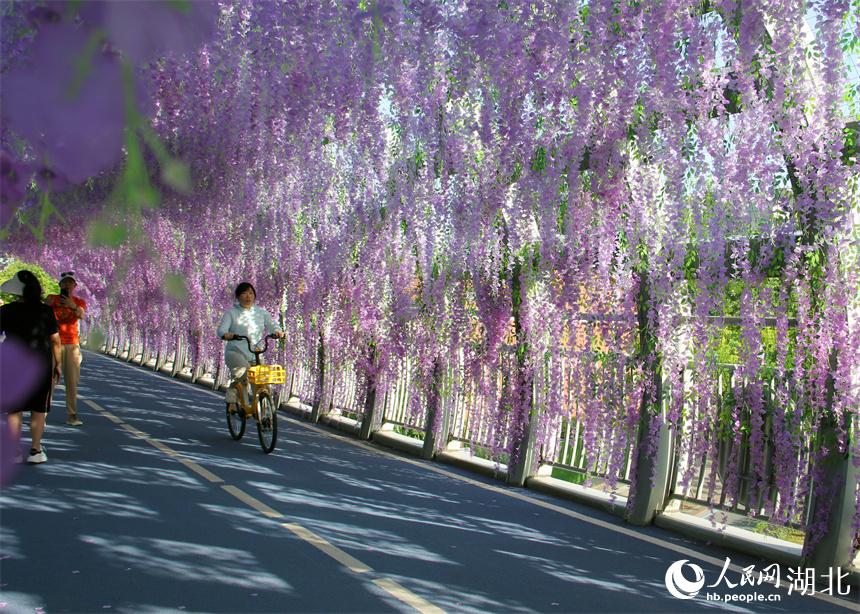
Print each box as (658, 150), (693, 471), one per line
(2, 0), (858, 554)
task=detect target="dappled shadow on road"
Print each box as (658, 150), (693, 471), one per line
(199, 503), (286, 536)
(239, 454), (798, 613)
(82, 533), (294, 591)
(255, 481), (487, 534)
(2, 473), (307, 612)
(42, 461), (208, 489)
(4, 352), (845, 614)
(3, 486), (162, 520)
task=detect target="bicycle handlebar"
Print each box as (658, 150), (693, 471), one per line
(226, 333), (279, 357)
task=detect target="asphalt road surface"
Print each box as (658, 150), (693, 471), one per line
(2, 350), (858, 614)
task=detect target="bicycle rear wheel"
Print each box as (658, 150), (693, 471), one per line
(226, 402), (246, 440)
(256, 391), (278, 453)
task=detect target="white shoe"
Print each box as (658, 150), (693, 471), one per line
(225, 388), (239, 404)
(27, 447), (47, 464)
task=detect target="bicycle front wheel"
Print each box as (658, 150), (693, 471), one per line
(256, 391), (278, 454)
(226, 402), (246, 440)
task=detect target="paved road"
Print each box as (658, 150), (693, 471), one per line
(1, 351), (858, 613)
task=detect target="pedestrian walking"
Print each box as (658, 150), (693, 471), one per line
(45, 270), (86, 425)
(0, 270), (61, 463)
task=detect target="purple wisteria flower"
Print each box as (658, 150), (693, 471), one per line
(0, 337), (41, 410)
(1, 23), (126, 184)
(76, 0), (220, 64)
(1, 0), (857, 554)
(0, 150), (32, 222)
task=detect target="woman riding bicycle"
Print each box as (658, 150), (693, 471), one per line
(216, 282), (283, 405)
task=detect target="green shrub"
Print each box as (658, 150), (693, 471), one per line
(0, 258), (59, 303)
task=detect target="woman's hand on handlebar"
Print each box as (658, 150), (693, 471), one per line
(268, 332), (284, 340)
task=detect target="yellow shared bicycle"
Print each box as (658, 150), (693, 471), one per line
(225, 334), (285, 454)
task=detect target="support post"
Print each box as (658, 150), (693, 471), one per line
(287, 372), (295, 403)
(627, 409), (673, 525)
(803, 349), (858, 574)
(359, 345), (378, 441)
(171, 337), (182, 377)
(358, 376), (378, 441)
(310, 333), (326, 423)
(803, 442), (859, 573)
(421, 359), (447, 460)
(507, 380), (538, 487)
(506, 259), (538, 487)
(129, 335), (140, 363)
(627, 269), (674, 526)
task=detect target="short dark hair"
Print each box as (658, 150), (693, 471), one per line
(234, 282), (256, 300)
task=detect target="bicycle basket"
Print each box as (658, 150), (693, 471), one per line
(248, 365), (286, 385)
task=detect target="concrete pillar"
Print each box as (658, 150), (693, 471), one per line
(171, 337), (182, 377)
(421, 359), (447, 460)
(803, 442), (859, 574)
(506, 259), (538, 487)
(507, 375), (538, 487)
(310, 334), (326, 423)
(359, 375), (379, 441)
(627, 269), (674, 526)
(627, 409), (673, 526)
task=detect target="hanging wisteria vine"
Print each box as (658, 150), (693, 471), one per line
(2, 0), (858, 557)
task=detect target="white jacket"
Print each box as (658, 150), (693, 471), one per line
(216, 303), (282, 362)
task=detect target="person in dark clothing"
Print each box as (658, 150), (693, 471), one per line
(0, 270), (61, 463)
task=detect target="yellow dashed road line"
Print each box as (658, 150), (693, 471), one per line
(372, 578), (448, 614)
(119, 422), (149, 438)
(282, 522), (373, 573)
(146, 438), (181, 456)
(80, 390), (449, 613)
(220, 484), (284, 518)
(177, 458), (224, 483)
(83, 399), (123, 422)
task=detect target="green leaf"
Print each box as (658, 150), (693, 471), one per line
(89, 220), (128, 247)
(161, 160), (192, 193)
(86, 327), (106, 352)
(164, 273), (188, 303)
